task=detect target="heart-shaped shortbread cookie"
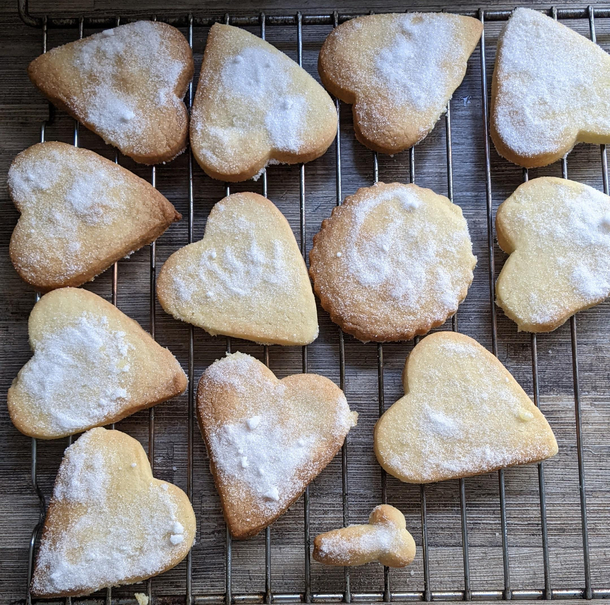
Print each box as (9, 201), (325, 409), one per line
(157, 192), (318, 346)
(491, 8), (610, 168)
(374, 332), (557, 483)
(190, 23), (337, 181)
(31, 428), (196, 598)
(8, 142), (181, 290)
(309, 183), (476, 342)
(496, 177), (610, 332)
(313, 504), (416, 568)
(28, 21), (193, 164)
(318, 13), (482, 154)
(198, 352), (357, 539)
(8, 288), (187, 439)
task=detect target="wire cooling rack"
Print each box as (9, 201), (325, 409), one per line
(15, 2), (610, 603)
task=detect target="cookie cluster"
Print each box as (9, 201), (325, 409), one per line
(10, 7), (609, 597)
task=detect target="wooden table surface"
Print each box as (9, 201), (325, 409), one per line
(2, 1), (610, 603)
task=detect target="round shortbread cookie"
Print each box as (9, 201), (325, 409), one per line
(318, 13), (482, 154)
(8, 141), (180, 290)
(8, 288), (187, 439)
(31, 428), (196, 598)
(496, 177), (610, 332)
(309, 182), (476, 342)
(28, 21), (193, 164)
(157, 192), (318, 346)
(491, 8), (610, 168)
(198, 352), (357, 539)
(374, 332), (558, 484)
(190, 23), (337, 182)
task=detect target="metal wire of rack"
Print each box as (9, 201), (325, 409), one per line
(16, 2), (610, 603)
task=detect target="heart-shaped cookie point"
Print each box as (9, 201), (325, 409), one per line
(491, 8), (610, 168)
(496, 177), (610, 332)
(8, 142), (181, 290)
(198, 352), (357, 539)
(157, 192), (318, 346)
(190, 23), (337, 182)
(309, 182), (476, 342)
(8, 288), (187, 439)
(313, 504), (416, 568)
(28, 21), (193, 164)
(31, 428), (196, 598)
(318, 13), (482, 154)
(374, 332), (558, 484)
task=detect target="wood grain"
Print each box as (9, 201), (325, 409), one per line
(1, 2), (610, 603)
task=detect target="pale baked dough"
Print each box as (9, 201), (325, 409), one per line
(190, 23), (337, 181)
(309, 182), (476, 342)
(318, 13), (482, 154)
(374, 332), (558, 483)
(491, 8), (610, 168)
(8, 141), (180, 290)
(8, 288), (187, 439)
(28, 21), (193, 164)
(197, 352), (357, 539)
(157, 191), (318, 346)
(313, 504), (416, 568)
(496, 177), (610, 332)
(31, 428), (196, 598)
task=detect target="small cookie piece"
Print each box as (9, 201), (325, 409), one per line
(8, 288), (187, 439)
(198, 352), (357, 539)
(313, 505), (416, 568)
(8, 141), (181, 290)
(157, 192), (318, 346)
(28, 21), (193, 164)
(491, 8), (610, 168)
(318, 13), (482, 154)
(31, 428), (196, 598)
(190, 23), (337, 181)
(374, 332), (558, 483)
(496, 177), (610, 332)
(309, 182), (476, 342)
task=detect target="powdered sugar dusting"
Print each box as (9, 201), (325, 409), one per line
(376, 334), (556, 482)
(169, 217), (294, 304)
(193, 44), (308, 168)
(374, 14), (464, 114)
(7, 143), (149, 285)
(159, 193), (317, 345)
(38, 21), (187, 155)
(73, 21), (184, 148)
(31, 429), (191, 596)
(571, 264), (609, 299)
(54, 433), (110, 505)
(310, 183), (476, 341)
(264, 94), (308, 153)
(346, 185), (470, 302)
(8, 151), (61, 198)
(64, 174), (118, 225)
(201, 352), (356, 519)
(9, 147), (123, 226)
(424, 407), (459, 438)
(493, 8), (610, 159)
(497, 178), (610, 329)
(208, 418), (318, 511)
(371, 185), (421, 212)
(316, 524), (397, 561)
(14, 313), (133, 435)
(203, 351), (272, 396)
(321, 13), (480, 152)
